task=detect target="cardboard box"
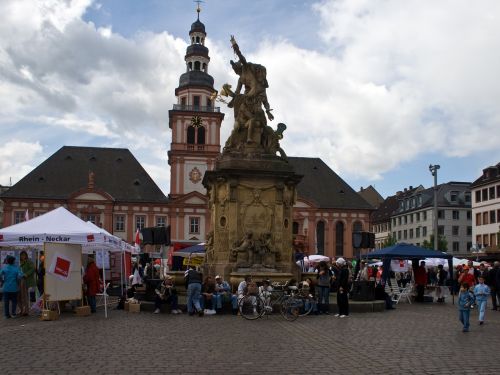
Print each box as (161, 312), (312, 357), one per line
(75, 305), (91, 316)
(41, 309), (59, 321)
(128, 303), (140, 313)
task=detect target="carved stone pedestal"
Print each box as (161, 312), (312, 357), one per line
(202, 155), (302, 285)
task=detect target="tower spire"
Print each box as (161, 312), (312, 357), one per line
(195, 0), (203, 20)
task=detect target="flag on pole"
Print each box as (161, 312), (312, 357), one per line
(134, 228), (141, 253)
(25, 209), (29, 221)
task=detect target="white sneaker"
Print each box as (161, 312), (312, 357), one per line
(153, 308), (160, 314)
(176, 309), (183, 314)
(172, 309), (179, 314)
(340, 315), (347, 318)
(334, 313), (340, 317)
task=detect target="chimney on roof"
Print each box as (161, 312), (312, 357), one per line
(404, 188), (407, 192)
(409, 186), (413, 190)
(360, 186), (364, 191)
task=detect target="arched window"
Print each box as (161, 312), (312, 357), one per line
(292, 221), (299, 235)
(335, 221), (344, 256)
(202, 63), (207, 72)
(187, 126), (196, 144)
(353, 221), (363, 232)
(196, 36), (200, 43)
(194, 61), (201, 71)
(197, 126), (205, 145)
(316, 220), (325, 255)
(191, 37), (195, 43)
(188, 62), (192, 71)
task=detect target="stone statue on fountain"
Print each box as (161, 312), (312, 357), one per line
(214, 36), (287, 159)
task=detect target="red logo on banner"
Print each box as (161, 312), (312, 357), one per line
(400, 260), (404, 268)
(54, 257), (71, 278)
(0, 234), (3, 241)
(87, 234), (95, 242)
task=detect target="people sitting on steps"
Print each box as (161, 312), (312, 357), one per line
(153, 275), (181, 314)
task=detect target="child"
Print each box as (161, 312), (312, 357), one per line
(458, 283), (475, 332)
(473, 276), (490, 325)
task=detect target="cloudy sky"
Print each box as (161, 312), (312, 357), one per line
(1, 0), (500, 198)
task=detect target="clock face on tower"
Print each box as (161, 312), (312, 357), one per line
(191, 115), (203, 128)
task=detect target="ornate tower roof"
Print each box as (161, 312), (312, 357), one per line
(176, 5), (213, 92)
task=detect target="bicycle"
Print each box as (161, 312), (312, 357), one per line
(238, 282), (302, 321)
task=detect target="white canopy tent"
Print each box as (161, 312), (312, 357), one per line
(0, 207), (126, 318)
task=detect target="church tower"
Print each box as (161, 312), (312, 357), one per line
(168, 7), (224, 199)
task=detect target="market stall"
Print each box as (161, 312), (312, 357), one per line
(0, 207), (125, 318)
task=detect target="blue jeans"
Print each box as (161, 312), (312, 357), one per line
(231, 294), (239, 310)
(459, 309), (470, 331)
(3, 292), (18, 317)
(318, 286), (330, 305)
(88, 295), (96, 313)
(187, 283), (201, 313)
(477, 299), (487, 322)
(304, 299), (318, 313)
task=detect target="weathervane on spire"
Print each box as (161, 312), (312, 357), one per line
(194, 0), (204, 19)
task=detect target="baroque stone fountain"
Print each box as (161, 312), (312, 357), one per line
(202, 36), (302, 285)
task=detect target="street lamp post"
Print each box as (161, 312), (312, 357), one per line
(429, 164), (440, 251)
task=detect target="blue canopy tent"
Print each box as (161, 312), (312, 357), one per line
(366, 243), (454, 303)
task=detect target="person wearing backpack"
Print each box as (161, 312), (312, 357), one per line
(458, 282), (475, 332)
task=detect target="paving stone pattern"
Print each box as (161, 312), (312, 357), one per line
(1, 302), (499, 374)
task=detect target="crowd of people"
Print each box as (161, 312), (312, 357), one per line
(3, 250), (500, 331)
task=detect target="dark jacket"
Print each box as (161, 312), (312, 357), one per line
(185, 269), (202, 288)
(336, 267), (350, 290)
(486, 267), (498, 288)
(437, 269), (448, 286)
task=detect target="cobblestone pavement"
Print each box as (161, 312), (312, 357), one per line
(1, 302), (499, 375)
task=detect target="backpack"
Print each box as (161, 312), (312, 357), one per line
(464, 291), (476, 309)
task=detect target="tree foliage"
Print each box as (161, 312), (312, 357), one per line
(422, 234), (448, 251)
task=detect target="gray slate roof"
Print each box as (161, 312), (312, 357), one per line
(288, 157), (373, 210)
(471, 162), (500, 188)
(1, 146), (168, 203)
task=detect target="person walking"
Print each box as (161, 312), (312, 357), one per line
(458, 282), (475, 332)
(473, 275), (490, 325)
(0, 255), (24, 319)
(19, 251), (36, 316)
(185, 266), (203, 316)
(83, 256), (100, 313)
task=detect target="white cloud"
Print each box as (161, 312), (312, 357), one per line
(1, 0), (500, 189)
(0, 140), (43, 185)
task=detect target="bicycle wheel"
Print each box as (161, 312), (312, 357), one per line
(298, 297), (314, 317)
(280, 297), (300, 321)
(238, 295), (264, 320)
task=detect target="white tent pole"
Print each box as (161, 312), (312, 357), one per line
(101, 249), (108, 318)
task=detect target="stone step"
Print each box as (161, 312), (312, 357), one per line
(136, 293), (385, 313)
